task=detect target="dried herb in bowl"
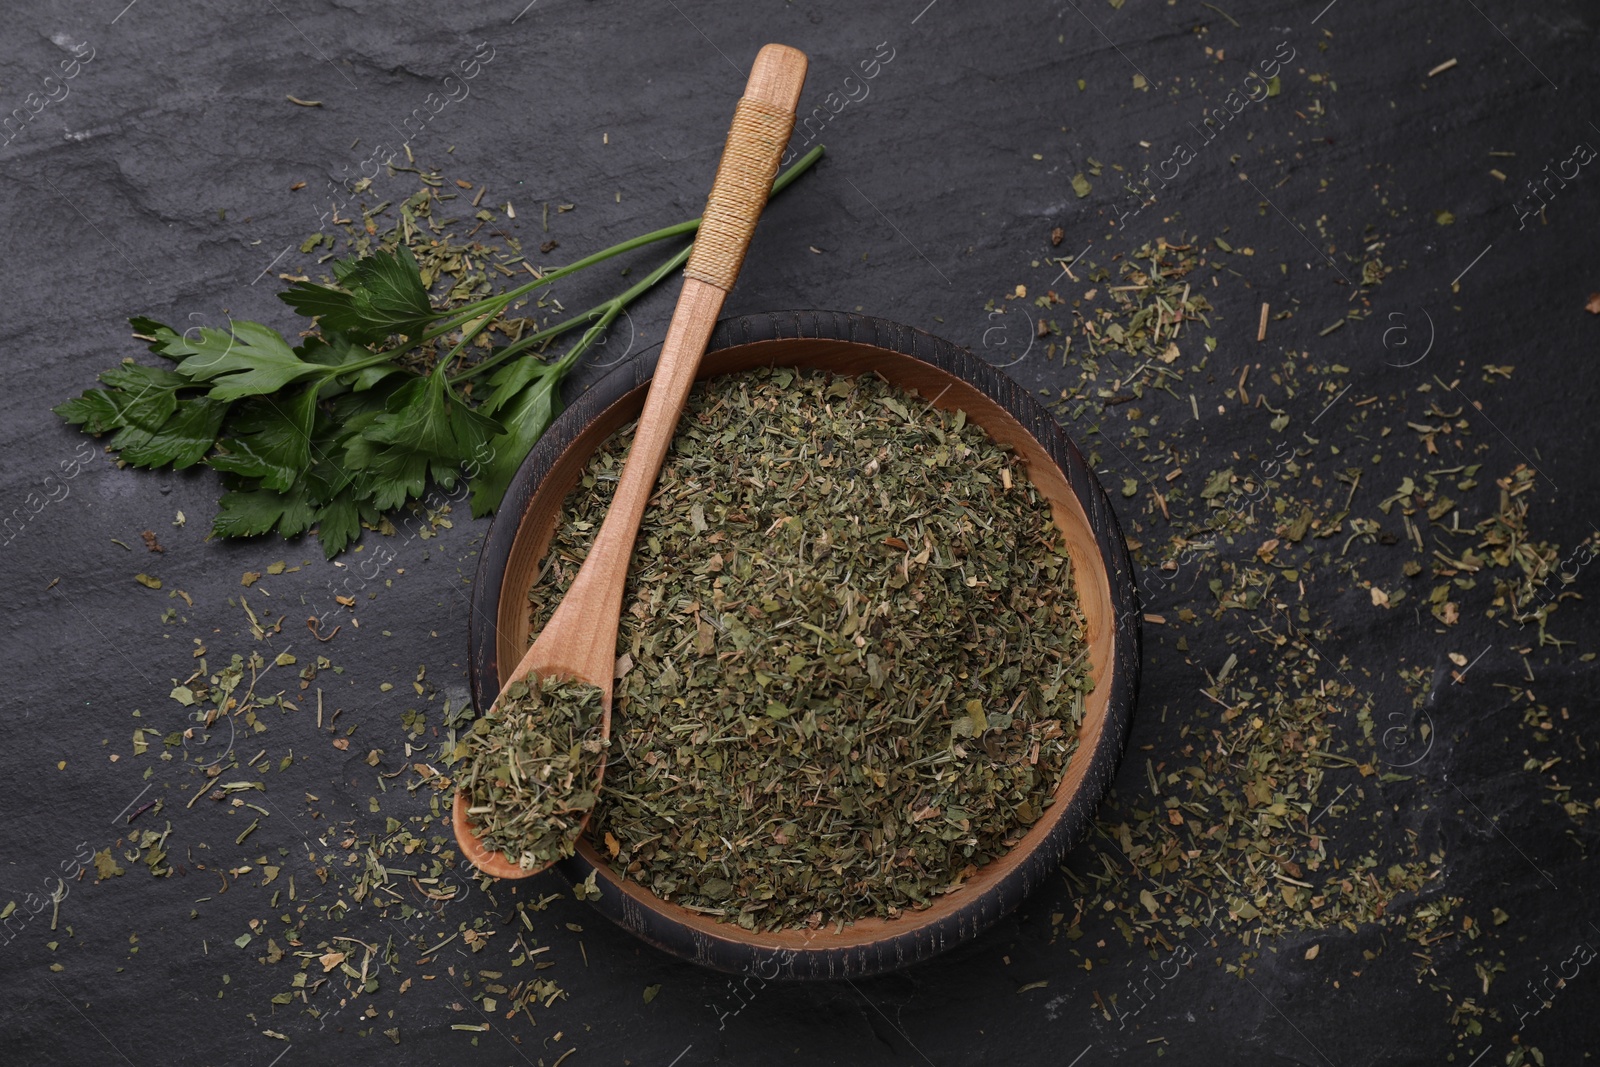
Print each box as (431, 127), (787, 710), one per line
(458, 675), (608, 869)
(526, 367), (1094, 931)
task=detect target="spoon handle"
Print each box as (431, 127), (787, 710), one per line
(525, 45), (808, 686)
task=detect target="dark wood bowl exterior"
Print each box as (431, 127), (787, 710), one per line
(468, 311), (1140, 979)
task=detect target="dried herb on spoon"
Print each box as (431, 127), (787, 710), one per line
(458, 675), (608, 870)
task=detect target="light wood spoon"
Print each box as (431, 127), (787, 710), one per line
(453, 44), (809, 878)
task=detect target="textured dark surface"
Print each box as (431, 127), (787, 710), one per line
(1, 1), (1597, 1065)
(468, 311), (1142, 981)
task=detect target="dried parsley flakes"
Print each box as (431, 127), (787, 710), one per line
(528, 368), (1094, 931)
(458, 675), (607, 869)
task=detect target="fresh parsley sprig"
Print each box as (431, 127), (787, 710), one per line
(54, 145), (825, 559)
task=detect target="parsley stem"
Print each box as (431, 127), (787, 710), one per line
(449, 238), (694, 387)
(453, 144), (822, 317)
(552, 240), (695, 374)
(423, 144), (825, 364)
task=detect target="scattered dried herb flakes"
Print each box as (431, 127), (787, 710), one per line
(1026, 227), (1591, 1045)
(1070, 631), (1440, 952)
(525, 368), (1092, 931)
(1034, 237), (1215, 411)
(88, 595), (576, 1032)
(458, 675), (607, 869)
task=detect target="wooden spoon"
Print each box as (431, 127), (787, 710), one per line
(453, 44), (809, 878)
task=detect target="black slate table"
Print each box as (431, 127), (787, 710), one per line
(2, 1), (1596, 1064)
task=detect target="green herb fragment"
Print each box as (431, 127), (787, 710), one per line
(458, 675), (607, 870)
(93, 849), (125, 880)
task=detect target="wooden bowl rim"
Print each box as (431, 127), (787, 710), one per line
(467, 310), (1140, 978)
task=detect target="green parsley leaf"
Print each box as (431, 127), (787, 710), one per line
(280, 247), (435, 343)
(54, 357), (189, 434)
(53, 149), (830, 559)
(470, 358), (568, 517)
(54, 389), (130, 434)
(363, 366), (500, 463)
(208, 387), (322, 491)
(213, 483), (315, 540)
(112, 397), (230, 470)
(300, 333), (403, 393)
(343, 437), (436, 512)
(161, 320), (328, 401)
(97, 362), (187, 430)
(311, 491), (364, 559)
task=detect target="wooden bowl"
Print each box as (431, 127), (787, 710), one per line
(467, 311), (1140, 979)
